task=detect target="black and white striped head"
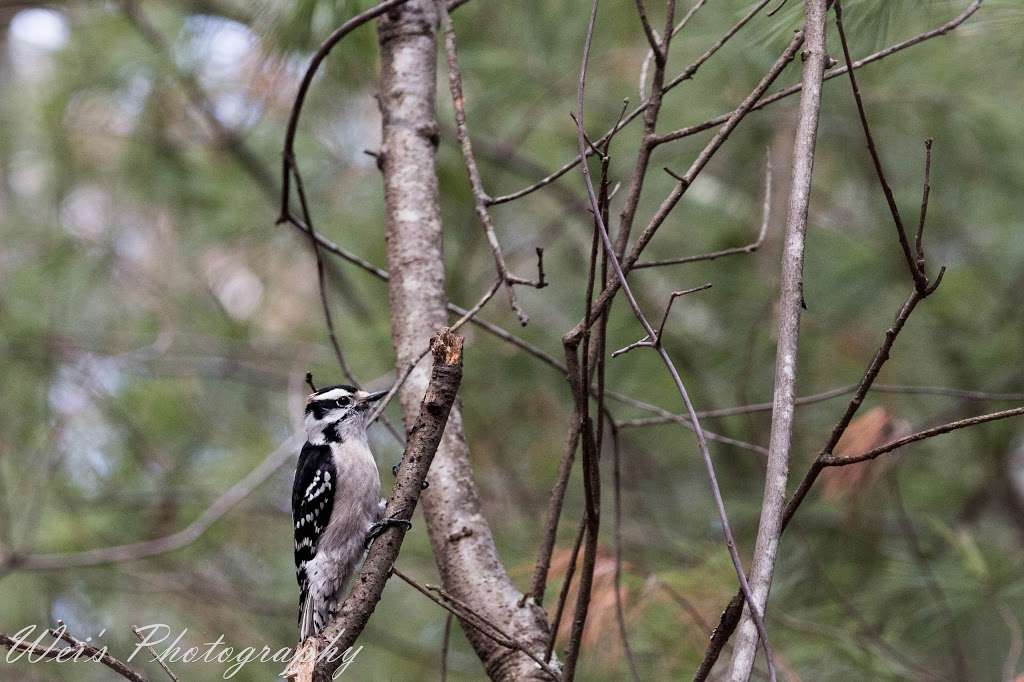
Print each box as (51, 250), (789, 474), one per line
(304, 384), (386, 445)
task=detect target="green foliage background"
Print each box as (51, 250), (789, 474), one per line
(1, 1), (1022, 679)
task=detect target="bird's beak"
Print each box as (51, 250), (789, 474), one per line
(364, 390), (388, 403)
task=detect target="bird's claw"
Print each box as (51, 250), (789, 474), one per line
(364, 517), (413, 549)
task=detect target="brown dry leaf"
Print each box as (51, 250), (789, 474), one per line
(820, 406), (905, 504)
(549, 545), (632, 664)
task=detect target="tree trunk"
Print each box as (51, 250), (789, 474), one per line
(376, 2), (553, 679)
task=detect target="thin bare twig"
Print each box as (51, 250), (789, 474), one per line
(545, 517), (586, 663)
(634, 153), (772, 269)
(287, 161), (359, 384)
(610, 424), (641, 682)
(654, 0), (983, 146)
(132, 625), (180, 681)
(915, 138), (934, 270)
(438, 3), (545, 325)
(634, 0), (665, 65)
(572, 3), (776, 679)
(391, 567), (560, 679)
(368, 278), (502, 425)
(611, 284), (712, 358)
(821, 407), (1024, 467)
(834, 0), (930, 293)
(661, 0), (774, 94)
(278, 0), (412, 222)
(638, 0), (708, 99)
(530, 422), (582, 605)
(605, 391), (769, 456)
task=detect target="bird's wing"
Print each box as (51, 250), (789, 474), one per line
(291, 442), (336, 598)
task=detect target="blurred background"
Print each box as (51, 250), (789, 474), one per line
(1, 0), (1022, 679)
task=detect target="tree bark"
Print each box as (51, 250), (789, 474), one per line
(726, 1), (828, 680)
(376, 2), (553, 679)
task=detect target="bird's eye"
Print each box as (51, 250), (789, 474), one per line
(335, 397), (351, 408)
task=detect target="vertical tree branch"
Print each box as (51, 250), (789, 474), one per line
(727, 2), (828, 680)
(610, 423), (641, 681)
(375, 3), (553, 679)
(572, 1), (777, 678)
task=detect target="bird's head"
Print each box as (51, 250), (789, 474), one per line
(304, 384), (387, 444)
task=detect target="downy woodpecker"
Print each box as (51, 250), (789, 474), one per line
(291, 384), (408, 640)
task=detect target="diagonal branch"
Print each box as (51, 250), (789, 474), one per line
(653, 0), (982, 146)
(833, 0), (930, 293)
(633, 153), (772, 270)
(572, 2), (776, 679)
(2, 624), (147, 682)
(821, 407), (1024, 467)
(391, 567), (559, 679)
(311, 330), (464, 682)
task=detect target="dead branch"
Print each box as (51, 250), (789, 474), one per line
(1, 623), (147, 682)
(633, 153), (771, 270)
(833, 0), (933, 293)
(820, 407), (1024, 467)
(653, 0), (982, 146)
(571, 1), (776, 678)
(311, 330), (464, 681)
(4, 436), (300, 571)
(438, 2), (545, 325)
(390, 567), (559, 679)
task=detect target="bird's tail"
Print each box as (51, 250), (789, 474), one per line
(298, 593), (316, 642)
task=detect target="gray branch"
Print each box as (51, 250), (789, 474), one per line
(727, 1), (829, 680)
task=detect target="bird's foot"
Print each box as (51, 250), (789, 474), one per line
(365, 516), (413, 549)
